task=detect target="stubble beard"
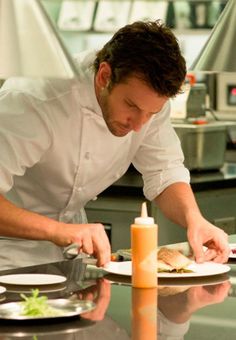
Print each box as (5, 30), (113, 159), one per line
(99, 88), (131, 137)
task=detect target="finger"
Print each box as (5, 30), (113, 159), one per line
(204, 243), (230, 263)
(212, 252), (230, 264)
(205, 246), (229, 263)
(81, 234), (93, 255)
(96, 278), (111, 302)
(94, 243), (111, 267)
(81, 292), (95, 301)
(189, 239), (205, 263)
(82, 280), (111, 321)
(203, 248), (218, 261)
(202, 281), (231, 304)
(92, 227), (111, 267)
(211, 241), (231, 263)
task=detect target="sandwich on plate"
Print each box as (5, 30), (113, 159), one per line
(117, 247), (193, 273)
(158, 247), (193, 273)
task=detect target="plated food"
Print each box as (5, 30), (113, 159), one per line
(158, 247), (192, 273)
(118, 247), (193, 273)
(104, 260), (230, 278)
(229, 243), (236, 258)
(109, 246), (231, 278)
(0, 289), (96, 320)
(20, 289), (63, 317)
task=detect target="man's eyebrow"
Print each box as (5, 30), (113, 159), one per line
(125, 98), (140, 109)
(125, 98), (158, 115)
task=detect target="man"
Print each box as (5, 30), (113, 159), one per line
(0, 20), (229, 270)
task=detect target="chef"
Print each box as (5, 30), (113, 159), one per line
(0, 20), (230, 269)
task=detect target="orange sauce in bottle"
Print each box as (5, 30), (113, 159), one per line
(131, 202), (157, 288)
(132, 287), (158, 340)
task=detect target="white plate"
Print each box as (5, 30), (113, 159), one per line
(229, 243), (236, 258)
(0, 299), (96, 320)
(105, 271), (230, 287)
(0, 274), (67, 286)
(6, 285), (67, 294)
(0, 286), (6, 294)
(104, 261), (231, 278)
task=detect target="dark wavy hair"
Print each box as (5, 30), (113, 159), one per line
(93, 20), (186, 98)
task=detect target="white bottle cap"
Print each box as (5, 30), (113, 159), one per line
(134, 202), (154, 225)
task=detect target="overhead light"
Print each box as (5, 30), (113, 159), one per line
(0, 0), (78, 78)
(190, 0), (236, 73)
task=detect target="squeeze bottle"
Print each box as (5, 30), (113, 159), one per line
(132, 287), (158, 340)
(131, 202), (157, 288)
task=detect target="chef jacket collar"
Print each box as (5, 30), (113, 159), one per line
(74, 50), (103, 118)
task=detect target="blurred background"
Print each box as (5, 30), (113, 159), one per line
(41, 0), (227, 69)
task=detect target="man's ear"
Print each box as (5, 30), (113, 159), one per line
(96, 62), (111, 89)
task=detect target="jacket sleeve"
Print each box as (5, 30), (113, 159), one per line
(132, 100), (190, 201)
(0, 83), (52, 194)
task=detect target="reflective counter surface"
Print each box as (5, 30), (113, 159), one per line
(0, 240), (236, 340)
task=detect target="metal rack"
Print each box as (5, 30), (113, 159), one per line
(42, 0), (228, 33)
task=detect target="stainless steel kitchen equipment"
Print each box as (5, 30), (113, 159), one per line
(216, 73), (236, 114)
(173, 121), (232, 171)
(190, 0), (236, 73)
(170, 82), (207, 120)
(186, 83), (207, 118)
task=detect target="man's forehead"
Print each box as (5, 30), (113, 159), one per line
(125, 90), (168, 113)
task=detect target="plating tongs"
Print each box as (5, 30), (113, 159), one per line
(63, 243), (97, 265)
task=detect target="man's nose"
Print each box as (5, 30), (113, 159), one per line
(131, 114), (149, 132)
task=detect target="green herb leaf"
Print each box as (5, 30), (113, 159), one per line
(20, 289), (62, 317)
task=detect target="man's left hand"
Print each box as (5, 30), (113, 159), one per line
(187, 217), (230, 263)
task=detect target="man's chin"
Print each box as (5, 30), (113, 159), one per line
(111, 129), (131, 137)
(106, 122), (132, 137)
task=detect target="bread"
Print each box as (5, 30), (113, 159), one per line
(157, 259), (173, 272)
(118, 247), (192, 273)
(158, 247), (192, 272)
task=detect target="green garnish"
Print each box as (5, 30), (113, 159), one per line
(158, 268), (194, 273)
(175, 268), (193, 273)
(20, 289), (62, 317)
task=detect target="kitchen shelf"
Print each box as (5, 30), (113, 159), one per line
(42, 0), (228, 34)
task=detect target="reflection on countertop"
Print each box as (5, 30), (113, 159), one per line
(0, 249), (235, 340)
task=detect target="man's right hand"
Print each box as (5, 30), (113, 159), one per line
(50, 222), (111, 267)
(0, 195), (111, 267)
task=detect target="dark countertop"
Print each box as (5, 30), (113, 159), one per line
(1, 236), (236, 339)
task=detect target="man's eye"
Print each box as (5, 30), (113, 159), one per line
(127, 102), (135, 108)
(126, 102), (139, 111)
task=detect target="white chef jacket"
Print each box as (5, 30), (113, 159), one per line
(0, 50), (190, 269)
(158, 310), (190, 340)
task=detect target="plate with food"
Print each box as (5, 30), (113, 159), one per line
(104, 247), (231, 278)
(0, 289), (96, 320)
(229, 243), (236, 258)
(116, 242), (192, 261)
(0, 286), (6, 295)
(105, 271), (230, 287)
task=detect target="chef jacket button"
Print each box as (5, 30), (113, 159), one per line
(92, 196), (98, 201)
(77, 187), (82, 192)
